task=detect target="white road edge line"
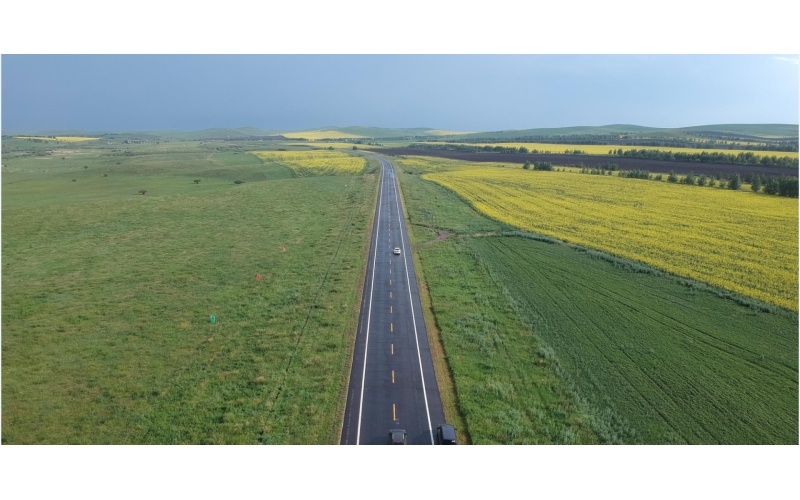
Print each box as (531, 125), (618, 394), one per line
(356, 157), (385, 445)
(388, 157), (435, 445)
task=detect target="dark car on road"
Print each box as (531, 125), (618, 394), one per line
(436, 424), (457, 445)
(389, 429), (407, 445)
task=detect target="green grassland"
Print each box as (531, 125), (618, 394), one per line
(2, 141), (377, 444)
(395, 157), (798, 444)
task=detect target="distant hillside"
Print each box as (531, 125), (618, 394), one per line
(455, 124), (799, 141)
(280, 126), (453, 139)
(7, 124), (796, 142)
(676, 124), (798, 139)
(141, 127), (281, 140)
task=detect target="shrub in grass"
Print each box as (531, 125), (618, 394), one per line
(697, 174), (708, 186)
(728, 173), (741, 190)
(139, 189), (147, 195)
(234, 180), (244, 185)
(193, 179), (201, 184)
(667, 170), (679, 183)
(777, 176), (799, 197)
(751, 176), (762, 193)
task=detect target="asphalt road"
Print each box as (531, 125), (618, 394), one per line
(341, 155), (446, 445)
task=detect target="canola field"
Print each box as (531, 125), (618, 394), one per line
(441, 142), (799, 159)
(424, 168), (799, 310)
(15, 136), (100, 142)
(282, 130), (364, 140)
(251, 150), (366, 176)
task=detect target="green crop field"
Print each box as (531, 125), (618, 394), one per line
(2, 140), (378, 444)
(396, 157), (798, 444)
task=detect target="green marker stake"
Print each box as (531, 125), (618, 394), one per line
(210, 315), (216, 324)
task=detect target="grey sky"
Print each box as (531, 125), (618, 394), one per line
(2, 55), (797, 133)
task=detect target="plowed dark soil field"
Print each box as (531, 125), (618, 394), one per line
(374, 148), (798, 178)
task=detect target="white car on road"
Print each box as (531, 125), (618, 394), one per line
(393, 247), (401, 255)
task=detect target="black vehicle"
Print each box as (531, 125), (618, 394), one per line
(389, 429), (407, 445)
(436, 424), (457, 445)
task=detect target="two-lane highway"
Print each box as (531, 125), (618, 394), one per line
(341, 155), (445, 445)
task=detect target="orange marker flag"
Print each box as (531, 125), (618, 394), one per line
(256, 274), (262, 281)
(282, 246), (286, 252)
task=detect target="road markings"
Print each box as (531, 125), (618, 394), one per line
(355, 156), (386, 446)
(390, 323), (393, 332)
(390, 269), (392, 274)
(390, 279), (392, 285)
(390, 158), (435, 445)
(391, 344), (394, 355)
(390, 292), (392, 298)
(392, 370), (395, 384)
(390, 306), (393, 314)
(393, 404), (397, 421)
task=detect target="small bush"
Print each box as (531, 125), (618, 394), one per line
(667, 170), (678, 183)
(777, 176), (799, 197)
(620, 169), (650, 180)
(84, 165), (88, 169)
(750, 176), (762, 193)
(103, 173), (108, 177)
(533, 161), (553, 171)
(523, 160), (531, 170)
(193, 179), (201, 184)
(654, 174), (663, 181)
(71, 179), (77, 182)
(697, 174), (707, 186)
(139, 189), (147, 195)
(234, 180), (244, 184)
(728, 173), (741, 190)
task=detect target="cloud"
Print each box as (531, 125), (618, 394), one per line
(773, 56), (799, 65)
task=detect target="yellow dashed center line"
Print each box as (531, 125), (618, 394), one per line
(393, 404), (397, 421)
(392, 370), (395, 384)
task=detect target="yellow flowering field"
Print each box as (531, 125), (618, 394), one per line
(251, 150), (366, 176)
(424, 168), (799, 310)
(15, 136), (100, 142)
(441, 142), (799, 159)
(282, 130), (364, 140)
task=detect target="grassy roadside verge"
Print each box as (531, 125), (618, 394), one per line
(393, 164), (471, 444)
(394, 162), (599, 444)
(333, 157), (381, 442)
